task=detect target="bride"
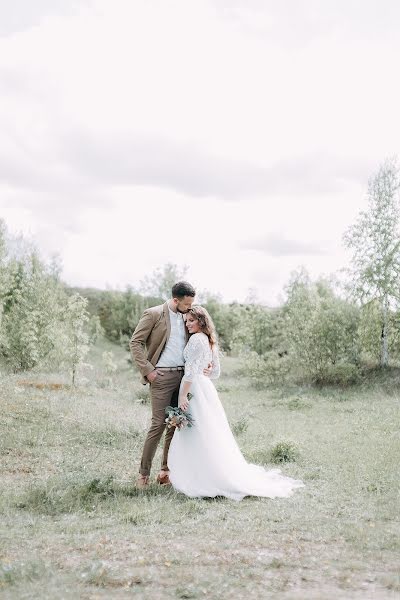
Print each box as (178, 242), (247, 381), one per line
(168, 306), (304, 501)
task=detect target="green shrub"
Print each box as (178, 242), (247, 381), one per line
(312, 362), (361, 386)
(270, 442), (298, 463)
(244, 351), (291, 389)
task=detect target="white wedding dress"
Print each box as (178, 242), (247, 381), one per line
(168, 333), (304, 501)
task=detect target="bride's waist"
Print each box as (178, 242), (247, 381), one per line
(184, 373), (208, 381)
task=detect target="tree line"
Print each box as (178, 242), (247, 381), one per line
(1, 158), (399, 385)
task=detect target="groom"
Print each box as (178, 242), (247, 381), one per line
(130, 281), (196, 487)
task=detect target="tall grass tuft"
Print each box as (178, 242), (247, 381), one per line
(17, 477), (117, 515)
(16, 477), (177, 515)
(270, 442), (298, 463)
(0, 560), (46, 588)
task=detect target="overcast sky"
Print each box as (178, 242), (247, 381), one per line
(1, 0), (400, 304)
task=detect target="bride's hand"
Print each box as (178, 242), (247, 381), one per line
(179, 394), (189, 411)
(203, 362), (213, 377)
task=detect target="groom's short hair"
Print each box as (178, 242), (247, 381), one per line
(172, 281), (196, 299)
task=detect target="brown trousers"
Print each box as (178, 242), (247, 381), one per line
(139, 370), (183, 476)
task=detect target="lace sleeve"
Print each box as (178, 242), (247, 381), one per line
(209, 345), (221, 379)
(183, 334), (208, 382)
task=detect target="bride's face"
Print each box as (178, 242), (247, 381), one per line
(186, 314), (201, 334)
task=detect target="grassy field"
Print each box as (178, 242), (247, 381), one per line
(1, 340), (399, 599)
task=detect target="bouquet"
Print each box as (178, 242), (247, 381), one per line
(165, 403), (195, 430)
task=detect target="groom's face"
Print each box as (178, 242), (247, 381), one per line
(175, 296), (195, 314)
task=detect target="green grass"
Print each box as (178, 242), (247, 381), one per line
(0, 339), (399, 598)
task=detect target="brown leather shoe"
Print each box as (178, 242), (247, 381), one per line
(136, 474), (149, 488)
(156, 471), (171, 485)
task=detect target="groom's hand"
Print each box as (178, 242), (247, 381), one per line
(146, 369), (164, 383)
(203, 362), (213, 377)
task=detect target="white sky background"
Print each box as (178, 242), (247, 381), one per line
(1, 0), (400, 304)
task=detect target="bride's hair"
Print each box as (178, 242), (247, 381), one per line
(187, 306), (218, 348)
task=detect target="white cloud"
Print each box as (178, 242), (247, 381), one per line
(241, 233), (329, 256)
(0, 0), (85, 37)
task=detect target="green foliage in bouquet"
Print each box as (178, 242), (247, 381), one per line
(164, 406), (195, 430)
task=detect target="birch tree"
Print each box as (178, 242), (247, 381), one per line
(1, 252), (64, 371)
(344, 158), (400, 367)
(139, 263), (188, 300)
(59, 294), (90, 385)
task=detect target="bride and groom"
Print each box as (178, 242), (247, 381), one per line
(130, 281), (303, 500)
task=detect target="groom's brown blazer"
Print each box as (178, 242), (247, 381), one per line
(129, 302), (188, 384)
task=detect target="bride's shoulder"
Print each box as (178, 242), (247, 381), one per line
(188, 332), (208, 344)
